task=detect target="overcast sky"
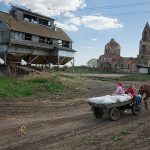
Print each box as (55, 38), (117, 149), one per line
(0, 0), (150, 66)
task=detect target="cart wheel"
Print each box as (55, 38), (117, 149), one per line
(93, 107), (103, 118)
(131, 104), (141, 116)
(109, 108), (120, 121)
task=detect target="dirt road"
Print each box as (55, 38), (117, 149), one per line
(0, 78), (150, 150)
(0, 99), (150, 150)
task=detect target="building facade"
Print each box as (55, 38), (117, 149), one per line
(97, 38), (137, 73)
(138, 22), (150, 66)
(98, 23), (150, 73)
(0, 6), (75, 67)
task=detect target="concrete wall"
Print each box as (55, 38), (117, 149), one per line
(14, 32), (24, 41)
(32, 35), (39, 42)
(8, 45), (51, 56)
(15, 10), (24, 20)
(12, 32), (39, 43)
(0, 17), (10, 43)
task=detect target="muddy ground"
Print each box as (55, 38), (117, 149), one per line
(0, 76), (150, 150)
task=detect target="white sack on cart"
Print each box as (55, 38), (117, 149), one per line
(88, 96), (116, 104)
(88, 94), (132, 104)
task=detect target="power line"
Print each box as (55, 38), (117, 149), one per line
(101, 10), (150, 17)
(54, 10), (150, 17)
(48, 1), (150, 12)
(83, 1), (150, 10)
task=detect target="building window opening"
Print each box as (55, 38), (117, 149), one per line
(11, 32), (15, 39)
(143, 31), (148, 41)
(47, 38), (53, 44)
(142, 45), (146, 53)
(24, 14), (37, 23)
(48, 21), (51, 26)
(58, 40), (62, 47)
(48, 20), (54, 26)
(121, 64), (123, 69)
(39, 18), (48, 26)
(62, 41), (70, 48)
(39, 36), (46, 43)
(25, 33), (32, 41)
(128, 64), (130, 69)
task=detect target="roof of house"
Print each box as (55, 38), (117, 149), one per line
(137, 64), (150, 68)
(0, 11), (72, 42)
(10, 5), (54, 21)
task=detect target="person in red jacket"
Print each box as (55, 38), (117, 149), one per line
(126, 83), (142, 107)
(125, 83), (136, 98)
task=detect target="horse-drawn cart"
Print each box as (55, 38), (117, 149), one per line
(88, 95), (141, 121)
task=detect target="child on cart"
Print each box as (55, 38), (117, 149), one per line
(114, 82), (125, 95)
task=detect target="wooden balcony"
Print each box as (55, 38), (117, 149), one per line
(10, 39), (54, 50)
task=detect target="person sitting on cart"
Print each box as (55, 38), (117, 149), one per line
(125, 83), (142, 108)
(114, 82), (125, 95)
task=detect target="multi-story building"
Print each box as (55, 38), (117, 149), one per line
(0, 6), (75, 68)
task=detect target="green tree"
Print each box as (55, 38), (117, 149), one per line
(87, 58), (97, 68)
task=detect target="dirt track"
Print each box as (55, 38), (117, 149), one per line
(0, 79), (150, 150)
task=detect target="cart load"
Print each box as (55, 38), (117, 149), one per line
(88, 94), (141, 121)
(88, 94), (132, 104)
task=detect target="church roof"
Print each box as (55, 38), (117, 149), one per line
(142, 22), (150, 41)
(105, 38), (120, 49)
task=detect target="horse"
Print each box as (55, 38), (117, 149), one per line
(138, 84), (150, 109)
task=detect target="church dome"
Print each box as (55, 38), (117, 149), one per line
(105, 38), (120, 56)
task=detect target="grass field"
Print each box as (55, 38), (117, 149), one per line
(0, 73), (72, 98)
(0, 71), (149, 98)
(97, 74), (150, 82)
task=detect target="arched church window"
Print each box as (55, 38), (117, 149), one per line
(117, 50), (120, 55)
(121, 64), (123, 69)
(128, 64), (130, 69)
(107, 49), (110, 54)
(143, 31), (148, 41)
(105, 49), (108, 54)
(141, 45), (146, 53)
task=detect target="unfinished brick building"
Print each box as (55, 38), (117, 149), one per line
(97, 23), (150, 74)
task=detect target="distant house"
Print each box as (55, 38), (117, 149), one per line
(97, 23), (150, 74)
(137, 64), (150, 74)
(0, 6), (75, 67)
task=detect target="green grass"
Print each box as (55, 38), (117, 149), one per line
(46, 82), (66, 93)
(0, 76), (67, 98)
(0, 73), (149, 99)
(54, 66), (113, 74)
(73, 67), (112, 74)
(31, 77), (49, 83)
(0, 77), (32, 97)
(97, 74), (150, 82)
(112, 130), (130, 142)
(118, 74), (150, 81)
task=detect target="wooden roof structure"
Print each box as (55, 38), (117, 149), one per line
(0, 11), (72, 42)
